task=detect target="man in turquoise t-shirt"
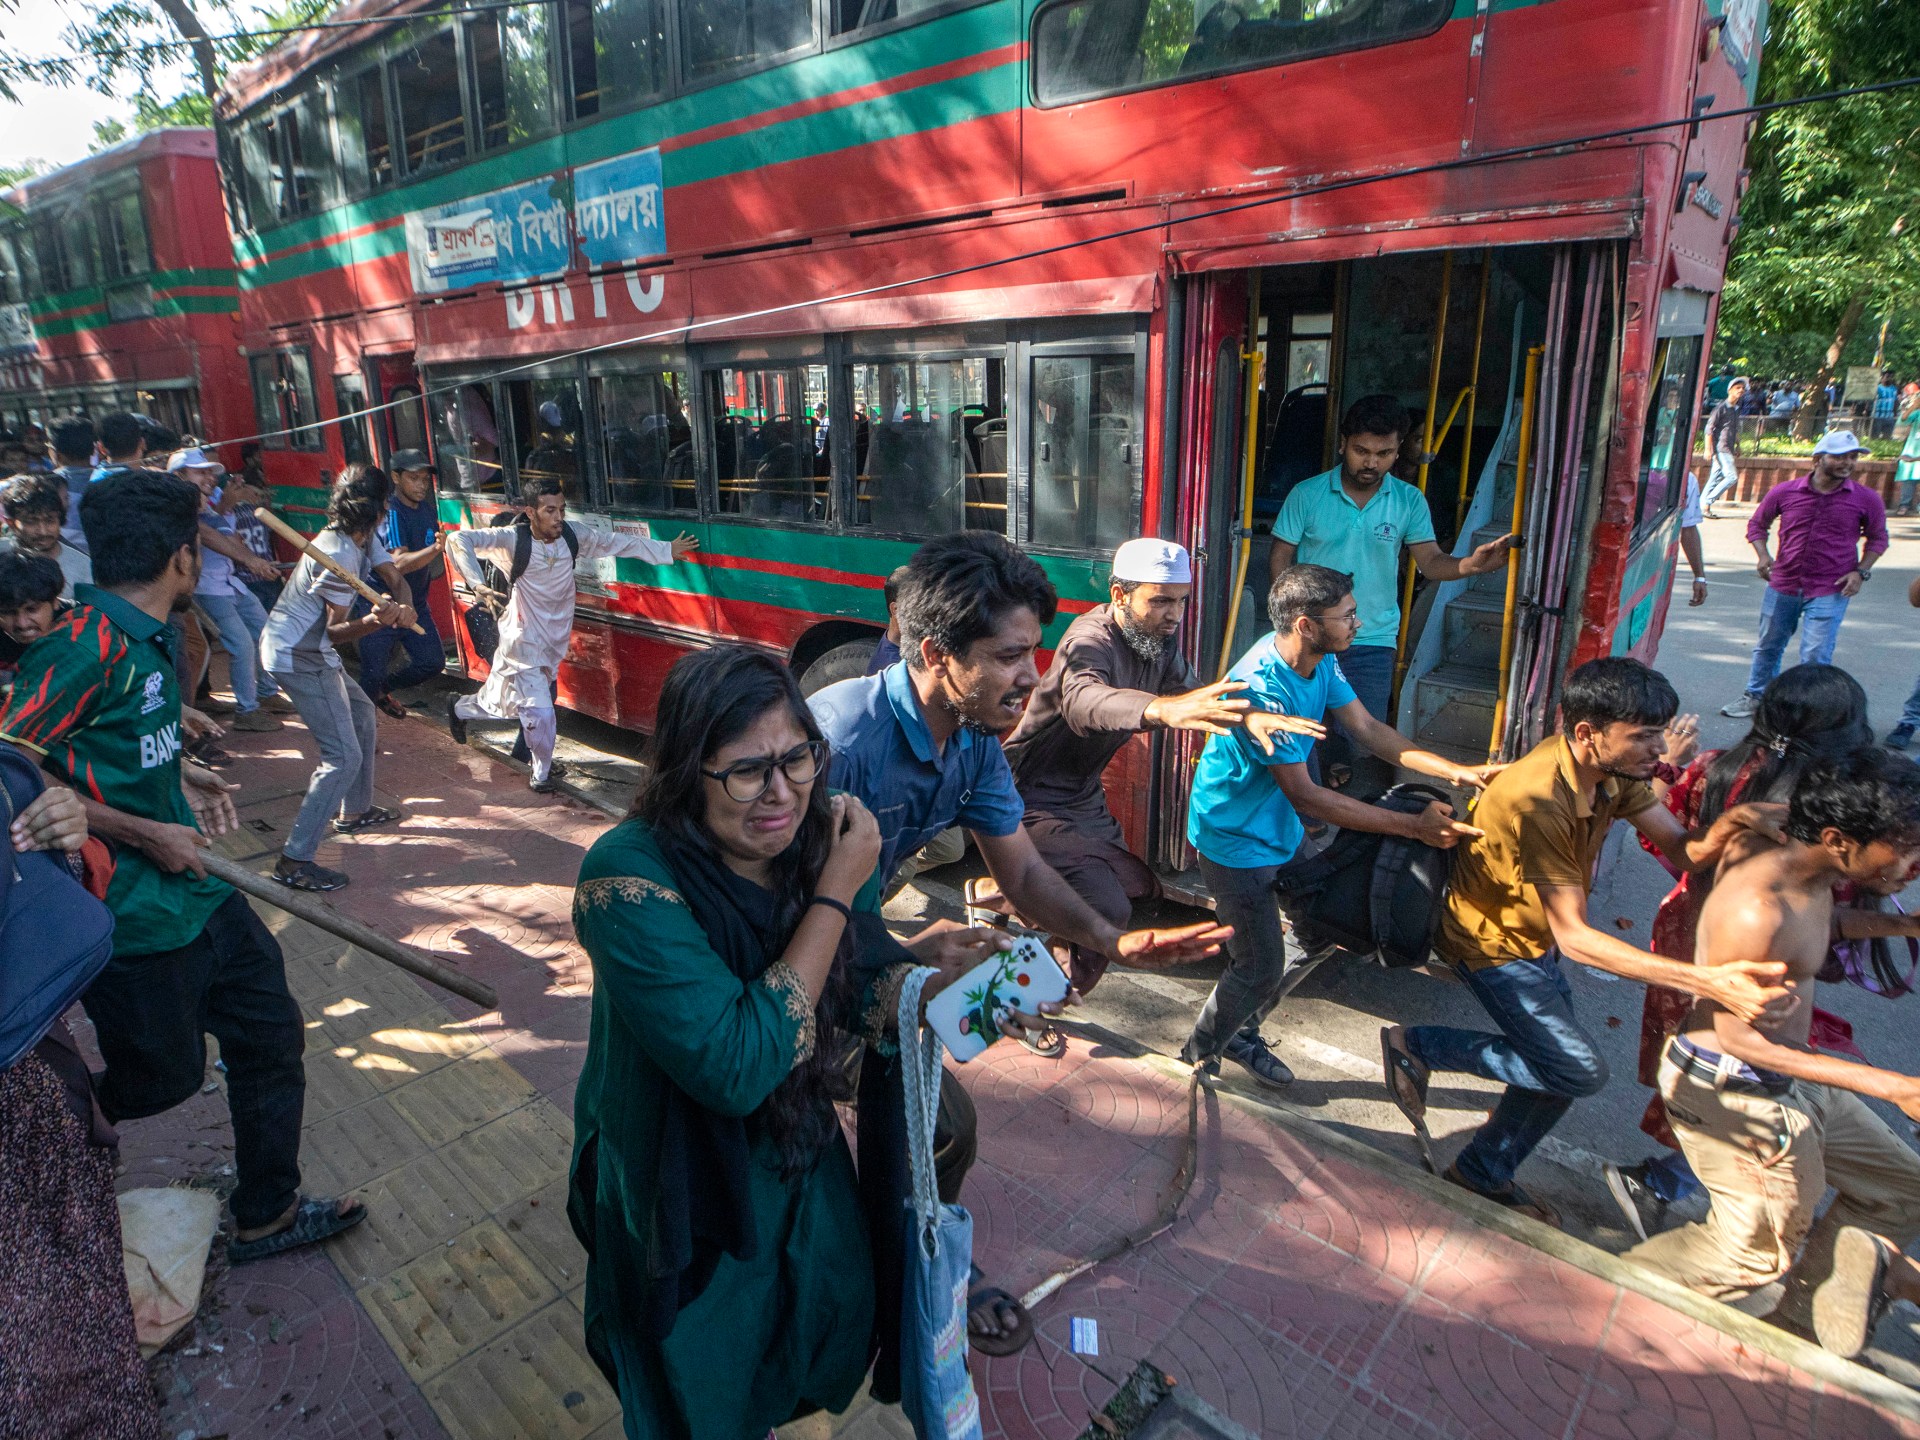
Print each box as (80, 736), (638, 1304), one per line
(1271, 394), (1513, 789)
(1181, 564), (1499, 1089)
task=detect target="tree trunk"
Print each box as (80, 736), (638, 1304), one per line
(151, 0), (218, 100)
(1799, 292), (1867, 441)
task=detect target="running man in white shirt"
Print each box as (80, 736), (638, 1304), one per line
(445, 478), (697, 791)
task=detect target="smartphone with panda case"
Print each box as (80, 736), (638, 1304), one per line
(922, 935), (1071, 1062)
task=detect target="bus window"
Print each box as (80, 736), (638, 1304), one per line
(33, 210), (94, 293)
(337, 65), (396, 192)
(397, 28), (469, 174)
(708, 363), (829, 523)
(0, 226), (34, 303)
(435, 382), (507, 494)
(504, 377), (586, 507)
(389, 385), (429, 456)
(848, 357), (1004, 536)
(469, 5), (557, 151)
(1030, 353), (1138, 552)
(598, 369), (695, 512)
(682, 0), (815, 82)
(236, 117), (277, 229)
(250, 350), (325, 451)
(333, 374), (372, 465)
(289, 86), (337, 212)
(563, 0), (667, 118)
(1033, 0), (1451, 106)
(95, 189), (150, 280)
(830, 0), (980, 34)
(1632, 335), (1703, 542)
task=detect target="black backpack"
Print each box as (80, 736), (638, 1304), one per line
(1271, 782), (1457, 969)
(465, 512), (579, 661)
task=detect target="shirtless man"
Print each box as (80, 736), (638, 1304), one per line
(1627, 746), (1920, 1359)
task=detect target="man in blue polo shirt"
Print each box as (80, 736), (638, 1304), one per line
(1271, 393), (1513, 789)
(810, 530), (1232, 1357)
(1182, 564), (1497, 1088)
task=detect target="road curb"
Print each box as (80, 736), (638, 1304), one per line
(1120, 1044), (1920, 1426)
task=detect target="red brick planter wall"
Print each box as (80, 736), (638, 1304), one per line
(1688, 454), (1900, 504)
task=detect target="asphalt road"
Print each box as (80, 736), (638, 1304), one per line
(429, 498), (1920, 1375)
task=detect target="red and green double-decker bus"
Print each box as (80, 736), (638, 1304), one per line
(0, 129), (249, 450)
(216, 0), (1762, 876)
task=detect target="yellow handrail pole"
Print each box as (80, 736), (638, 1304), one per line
(1455, 248), (1492, 518)
(1395, 251), (1454, 699)
(1488, 344), (1545, 761)
(1428, 386), (1474, 458)
(1215, 288), (1265, 680)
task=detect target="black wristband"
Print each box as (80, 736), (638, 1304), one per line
(808, 895), (854, 922)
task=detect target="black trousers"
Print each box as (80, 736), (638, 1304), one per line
(81, 892), (306, 1230)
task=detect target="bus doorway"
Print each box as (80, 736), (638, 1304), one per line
(1160, 245), (1578, 880)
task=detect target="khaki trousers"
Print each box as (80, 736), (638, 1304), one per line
(1628, 1049), (1920, 1312)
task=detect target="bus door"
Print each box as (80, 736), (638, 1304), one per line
(369, 354), (431, 470)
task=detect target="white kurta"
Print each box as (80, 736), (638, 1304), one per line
(448, 524), (677, 717)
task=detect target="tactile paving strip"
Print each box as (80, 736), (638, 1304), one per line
(388, 1051), (539, 1143)
(439, 1105), (576, 1214)
(328, 1151), (489, 1285)
(422, 1302), (620, 1440)
(358, 1222), (557, 1382)
(496, 1181), (586, 1293)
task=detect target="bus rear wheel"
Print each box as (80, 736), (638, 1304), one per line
(798, 639), (879, 697)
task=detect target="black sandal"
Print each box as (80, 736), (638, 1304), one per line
(228, 1196), (367, 1265)
(372, 694), (408, 719)
(273, 859), (349, 892)
(967, 1264), (1034, 1357)
(1382, 1026), (1436, 1173)
(333, 805), (401, 834)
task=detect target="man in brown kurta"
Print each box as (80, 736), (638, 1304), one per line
(998, 539), (1311, 998)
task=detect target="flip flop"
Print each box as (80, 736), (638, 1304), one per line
(333, 805), (401, 835)
(967, 1264), (1034, 1357)
(227, 1196), (367, 1265)
(1381, 1026), (1436, 1173)
(1017, 1024), (1066, 1059)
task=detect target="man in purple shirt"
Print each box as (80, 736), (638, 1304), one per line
(1721, 430), (1888, 718)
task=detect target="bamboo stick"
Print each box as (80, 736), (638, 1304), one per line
(255, 509), (427, 635)
(202, 852), (498, 1009)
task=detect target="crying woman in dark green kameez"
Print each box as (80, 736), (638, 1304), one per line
(568, 645), (946, 1440)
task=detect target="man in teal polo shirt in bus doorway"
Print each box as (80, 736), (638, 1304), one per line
(1270, 393), (1513, 792)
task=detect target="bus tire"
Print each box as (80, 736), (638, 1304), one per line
(798, 639), (879, 697)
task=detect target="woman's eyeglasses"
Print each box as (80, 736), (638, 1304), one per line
(702, 740), (827, 804)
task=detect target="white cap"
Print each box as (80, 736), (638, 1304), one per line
(166, 446), (225, 475)
(1112, 538), (1193, 585)
(1813, 430), (1867, 457)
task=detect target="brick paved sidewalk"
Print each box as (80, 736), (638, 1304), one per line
(107, 713), (1920, 1440)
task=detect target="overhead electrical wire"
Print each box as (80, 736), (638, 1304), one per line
(27, 68), (1920, 451)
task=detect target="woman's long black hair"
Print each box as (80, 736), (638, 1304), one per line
(1699, 664), (1872, 824)
(634, 645), (849, 1175)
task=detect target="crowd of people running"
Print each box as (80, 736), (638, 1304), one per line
(4, 391), (1920, 1440)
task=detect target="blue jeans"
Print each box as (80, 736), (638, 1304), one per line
(1319, 642), (1396, 793)
(1741, 589), (1849, 697)
(355, 599), (444, 698)
(1642, 1147), (1704, 1205)
(1405, 950), (1609, 1194)
(1700, 452), (1738, 509)
(196, 587), (280, 713)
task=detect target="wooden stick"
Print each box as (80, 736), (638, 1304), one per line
(255, 508), (427, 635)
(202, 852), (499, 1009)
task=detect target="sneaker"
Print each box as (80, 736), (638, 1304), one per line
(1602, 1160), (1669, 1243)
(1719, 694), (1759, 719)
(198, 695), (237, 717)
(259, 693), (296, 714)
(230, 709), (282, 732)
(1222, 1029), (1294, 1089)
(447, 699), (468, 745)
(1812, 1226), (1896, 1360)
(1888, 724), (1915, 752)
(1442, 1164), (1561, 1229)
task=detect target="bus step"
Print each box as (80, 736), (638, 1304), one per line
(1412, 661), (1499, 753)
(1441, 590), (1507, 672)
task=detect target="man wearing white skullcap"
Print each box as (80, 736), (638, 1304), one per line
(985, 536), (1323, 1053)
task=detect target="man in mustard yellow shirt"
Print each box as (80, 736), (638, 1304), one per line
(1380, 658), (1797, 1225)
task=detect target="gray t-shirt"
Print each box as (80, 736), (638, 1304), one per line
(260, 528), (390, 674)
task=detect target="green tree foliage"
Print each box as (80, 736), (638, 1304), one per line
(1716, 0), (1920, 403)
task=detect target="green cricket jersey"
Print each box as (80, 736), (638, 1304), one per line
(1, 584), (231, 956)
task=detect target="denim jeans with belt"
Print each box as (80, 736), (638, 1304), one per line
(1741, 589), (1849, 698)
(1404, 950), (1609, 1194)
